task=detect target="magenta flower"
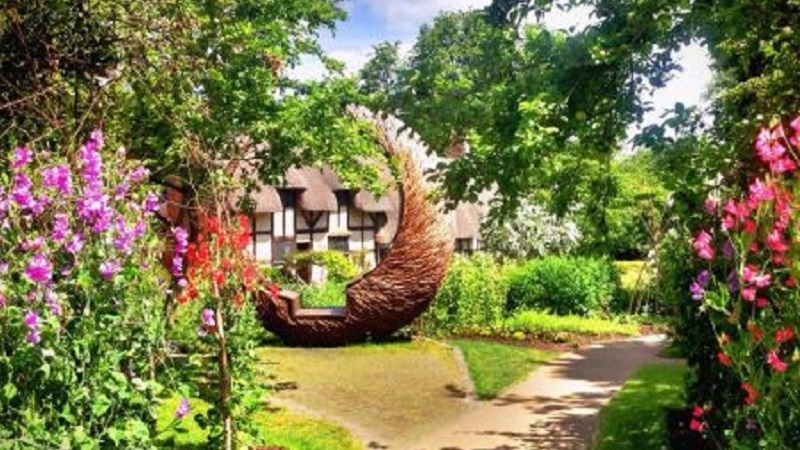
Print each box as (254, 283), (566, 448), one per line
(742, 287), (757, 302)
(27, 330), (41, 345)
(25, 310), (39, 329)
(66, 233), (85, 254)
(766, 229), (789, 253)
(704, 196), (718, 214)
(175, 398), (191, 419)
(42, 165), (72, 194)
(201, 308), (216, 327)
(52, 214), (70, 241)
(11, 147), (31, 170)
(114, 217), (135, 254)
(690, 282), (705, 301)
(45, 291), (62, 316)
(129, 166), (150, 183)
(747, 179), (774, 206)
(25, 254), (52, 284)
(0, 294), (5, 308)
(80, 131), (104, 187)
(11, 173), (34, 209)
(143, 193), (160, 214)
(99, 260), (121, 280)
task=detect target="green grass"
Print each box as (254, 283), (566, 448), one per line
(499, 310), (640, 341)
(450, 339), (557, 399)
(594, 363), (687, 450)
(155, 396), (363, 450)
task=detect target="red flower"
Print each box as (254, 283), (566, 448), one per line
(786, 276), (797, 287)
(742, 382), (758, 405)
(213, 270), (226, 287)
(243, 264), (257, 287)
(776, 327), (795, 344)
(692, 405), (705, 418)
(717, 352), (732, 366)
(767, 350), (788, 372)
(690, 419), (706, 432)
(755, 297), (769, 308)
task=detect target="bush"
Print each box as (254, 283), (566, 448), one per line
(613, 260), (659, 313)
(506, 256), (620, 315)
(416, 253), (507, 336)
(497, 310), (639, 341)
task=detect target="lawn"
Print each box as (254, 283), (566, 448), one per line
(258, 340), (471, 449)
(594, 363), (688, 450)
(449, 339), (557, 399)
(156, 396), (363, 450)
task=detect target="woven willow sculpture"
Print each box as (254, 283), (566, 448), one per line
(256, 108), (454, 346)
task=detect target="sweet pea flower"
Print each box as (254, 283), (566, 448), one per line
(11, 147), (31, 169)
(143, 193), (160, 214)
(175, 398), (191, 419)
(52, 214), (70, 241)
(741, 287), (757, 302)
(42, 165), (72, 194)
(717, 352), (732, 366)
(25, 254), (52, 284)
(755, 297), (769, 308)
(690, 282), (705, 301)
(766, 229), (789, 253)
(66, 233), (85, 254)
(99, 260), (121, 280)
(767, 351), (788, 372)
(11, 173), (34, 209)
(201, 308), (216, 328)
(747, 179), (774, 206)
(129, 166), (150, 183)
(770, 157), (797, 174)
(692, 230), (715, 260)
(704, 196), (718, 214)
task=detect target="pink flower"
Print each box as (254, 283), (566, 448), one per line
(690, 419), (705, 432)
(11, 147), (31, 169)
(770, 157), (797, 173)
(742, 287), (757, 302)
(748, 179), (774, 206)
(767, 229), (789, 253)
(767, 351), (788, 372)
(742, 265), (757, 284)
(693, 231), (715, 260)
(756, 297), (769, 308)
(25, 254), (52, 284)
(201, 308), (216, 328)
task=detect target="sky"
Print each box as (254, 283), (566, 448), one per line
(292, 0), (713, 129)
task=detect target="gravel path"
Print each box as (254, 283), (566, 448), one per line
(409, 335), (672, 450)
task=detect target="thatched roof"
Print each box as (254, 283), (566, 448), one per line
(354, 190), (396, 212)
(285, 167), (339, 211)
(250, 185), (282, 213)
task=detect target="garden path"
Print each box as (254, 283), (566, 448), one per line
(410, 334), (674, 450)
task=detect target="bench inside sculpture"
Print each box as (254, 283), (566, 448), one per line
(256, 109), (454, 346)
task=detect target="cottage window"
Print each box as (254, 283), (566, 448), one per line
(455, 238), (473, 255)
(328, 236), (349, 253)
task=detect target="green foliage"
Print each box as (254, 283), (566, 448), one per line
(285, 250), (359, 284)
(416, 254), (508, 336)
(613, 260), (659, 314)
(506, 256), (621, 315)
(449, 340), (556, 399)
(595, 364), (688, 450)
(602, 153), (668, 259)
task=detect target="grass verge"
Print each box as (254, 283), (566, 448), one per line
(498, 310), (640, 341)
(156, 396), (363, 450)
(594, 363), (687, 450)
(449, 339), (557, 399)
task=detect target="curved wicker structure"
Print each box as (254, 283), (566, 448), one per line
(255, 110), (454, 346)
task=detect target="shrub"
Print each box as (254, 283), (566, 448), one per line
(416, 253), (507, 336)
(497, 310), (639, 341)
(613, 260), (659, 313)
(506, 256), (620, 315)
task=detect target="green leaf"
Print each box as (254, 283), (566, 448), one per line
(2, 383), (17, 400)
